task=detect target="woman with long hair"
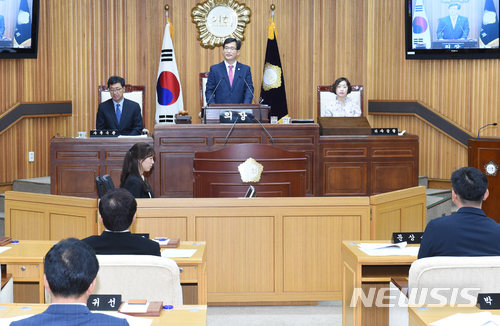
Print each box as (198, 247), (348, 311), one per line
(120, 142), (154, 198)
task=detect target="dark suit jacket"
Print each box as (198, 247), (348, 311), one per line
(122, 175), (154, 198)
(82, 231), (161, 256)
(418, 207), (500, 259)
(10, 304), (129, 326)
(96, 98), (143, 135)
(205, 61), (254, 104)
(437, 15), (469, 39)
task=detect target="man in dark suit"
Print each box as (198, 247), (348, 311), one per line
(82, 188), (161, 256)
(96, 76), (143, 135)
(418, 167), (500, 259)
(11, 238), (129, 326)
(437, 3), (469, 40)
(205, 38), (254, 105)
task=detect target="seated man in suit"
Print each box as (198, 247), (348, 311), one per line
(205, 38), (254, 105)
(11, 238), (129, 326)
(437, 3), (469, 40)
(96, 76), (143, 135)
(82, 188), (160, 256)
(418, 167), (500, 259)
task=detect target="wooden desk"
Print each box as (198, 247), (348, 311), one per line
(0, 304), (207, 325)
(0, 241), (207, 305)
(409, 306), (500, 326)
(342, 241), (418, 326)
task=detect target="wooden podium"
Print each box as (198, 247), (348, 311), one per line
(468, 139), (500, 222)
(193, 143), (306, 197)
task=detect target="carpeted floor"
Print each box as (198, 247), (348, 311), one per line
(206, 301), (342, 326)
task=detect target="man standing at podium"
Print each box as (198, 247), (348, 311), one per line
(205, 38), (254, 105)
(418, 167), (500, 259)
(96, 76), (143, 135)
(437, 3), (470, 40)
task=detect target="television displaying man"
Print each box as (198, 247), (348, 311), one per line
(96, 76), (143, 135)
(82, 188), (161, 256)
(437, 3), (470, 40)
(10, 238), (129, 326)
(205, 38), (254, 105)
(418, 167), (500, 259)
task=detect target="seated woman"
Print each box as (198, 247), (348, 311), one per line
(120, 142), (155, 198)
(324, 77), (361, 117)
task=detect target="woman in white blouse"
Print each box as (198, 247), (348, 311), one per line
(324, 77), (361, 117)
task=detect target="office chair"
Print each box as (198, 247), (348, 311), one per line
(101, 174), (115, 193)
(95, 176), (105, 198)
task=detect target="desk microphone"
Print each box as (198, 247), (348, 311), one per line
(224, 114), (240, 147)
(437, 20), (446, 39)
(239, 75), (262, 123)
(206, 77), (225, 107)
(253, 117), (275, 146)
(477, 123), (497, 140)
(459, 25), (468, 39)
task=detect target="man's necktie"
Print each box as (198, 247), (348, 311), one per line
(229, 65), (234, 87)
(116, 104), (121, 124)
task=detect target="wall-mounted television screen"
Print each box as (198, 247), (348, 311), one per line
(405, 0), (500, 59)
(0, 0), (40, 59)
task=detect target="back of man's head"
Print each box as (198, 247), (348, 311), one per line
(99, 188), (137, 231)
(44, 238), (99, 298)
(451, 167), (488, 206)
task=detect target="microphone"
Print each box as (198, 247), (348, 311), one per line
(437, 19), (446, 39)
(253, 117), (275, 146)
(239, 75), (262, 122)
(459, 25), (468, 39)
(206, 77), (225, 107)
(477, 123), (497, 140)
(224, 114), (240, 147)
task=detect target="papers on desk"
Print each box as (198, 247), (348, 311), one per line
(117, 135), (148, 138)
(0, 314), (35, 325)
(430, 312), (500, 326)
(0, 247), (12, 254)
(358, 242), (419, 256)
(161, 249), (197, 258)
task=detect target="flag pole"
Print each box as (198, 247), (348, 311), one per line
(165, 4), (169, 19)
(271, 4), (275, 20)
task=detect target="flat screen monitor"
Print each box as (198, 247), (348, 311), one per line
(0, 0), (40, 59)
(405, 0), (500, 59)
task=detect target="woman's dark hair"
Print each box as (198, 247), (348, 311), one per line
(331, 77), (352, 95)
(120, 142), (154, 192)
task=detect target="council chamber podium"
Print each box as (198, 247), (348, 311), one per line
(468, 138), (500, 222)
(193, 143), (306, 197)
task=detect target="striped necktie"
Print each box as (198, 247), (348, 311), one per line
(116, 104), (121, 124)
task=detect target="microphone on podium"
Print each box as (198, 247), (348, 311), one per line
(477, 123), (498, 140)
(239, 76), (263, 123)
(206, 77), (225, 107)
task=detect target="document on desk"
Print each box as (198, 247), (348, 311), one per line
(0, 314), (35, 325)
(161, 249), (197, 258)
(0, 247), (12, 254)
(430, 311), (500, 326)
(358, 242), (419, 256)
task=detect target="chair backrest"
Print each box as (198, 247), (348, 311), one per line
(409, 256), (500, 304)
(199, 72), (209, 110)
(95, 176), (105, 198)
(99, 84), (146, 128)
(317, 84), (364, 117)
(101, 174), (115, 193)
(94, 255), (183, 305)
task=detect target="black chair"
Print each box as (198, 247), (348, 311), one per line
(102, 174), (116, 193)
(95, 176), (105, 198)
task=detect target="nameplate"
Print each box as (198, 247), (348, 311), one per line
(392, 232), (423, 244)
(87, 294), (121, 311)
(477, 293), (500, 309)
(219, 110), (253, 123)
(90, 129), (120, 137)
(371, 128), (398, 135)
